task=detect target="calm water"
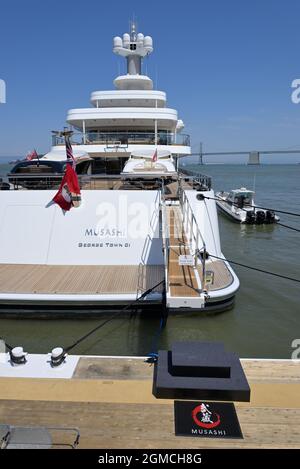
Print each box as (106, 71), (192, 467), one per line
(0, 163), (299, 358)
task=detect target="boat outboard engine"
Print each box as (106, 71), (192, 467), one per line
(255, 210), (266, 224)
(245, 210), (256, 224)
(265, 210), (276, 224)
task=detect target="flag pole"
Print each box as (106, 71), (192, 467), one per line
(35, 148), (40, 167)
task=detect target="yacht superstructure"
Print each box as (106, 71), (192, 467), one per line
(41, 22), (190, 171)
(1, 23), (239, 314)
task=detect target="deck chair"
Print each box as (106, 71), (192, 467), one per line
(1, 425), (80, 449)
(4, 426), (52, 449)
(0, 425), (10, 449)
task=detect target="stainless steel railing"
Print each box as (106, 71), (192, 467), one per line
(160, 180), (170, 288)
(179, 187), (207, 292)
(179, 168), (212, 191)
(52, 131), (191, 147)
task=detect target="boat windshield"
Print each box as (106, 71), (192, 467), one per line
(228, 191), (254, 205)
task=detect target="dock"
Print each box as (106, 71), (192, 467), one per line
(0, 356), (299, 448)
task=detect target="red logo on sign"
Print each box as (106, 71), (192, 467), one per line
(192, 403), (221, 429)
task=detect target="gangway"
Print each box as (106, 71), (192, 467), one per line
(161, 186), (208, 310)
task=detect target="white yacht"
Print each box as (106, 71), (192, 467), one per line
(1, 23), (239, 314)
(216, 188), (279, 224)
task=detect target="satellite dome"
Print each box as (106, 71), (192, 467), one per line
(137, 33), (144, 47)
(123, 33), (130, 48)
(144, 36), (153, 52)
(113, 36), (122, 50)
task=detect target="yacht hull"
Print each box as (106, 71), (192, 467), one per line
(0, 188), (239, 315)
(0, 294), (236, 317)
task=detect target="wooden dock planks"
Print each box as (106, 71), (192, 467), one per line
(0, 358), (299, 448)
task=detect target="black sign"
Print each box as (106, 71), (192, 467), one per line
(174, 401), (243, 439)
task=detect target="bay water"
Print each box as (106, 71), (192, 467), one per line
(0, 162), (299, 358)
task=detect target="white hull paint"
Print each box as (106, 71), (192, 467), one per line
(0, 189), (239, 313)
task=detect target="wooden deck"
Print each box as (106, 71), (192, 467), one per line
(199, 260), (234, 291)
(0, 357), (299, 448)
(0, 264), (164, 295)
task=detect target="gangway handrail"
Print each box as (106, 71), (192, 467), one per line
(179, 184), (207, 292)
(160, 180), (170, 288)
(160, 179), (207, 293)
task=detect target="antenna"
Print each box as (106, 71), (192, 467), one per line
(253, 174), (256, 192)
(130, 14), (137, 41)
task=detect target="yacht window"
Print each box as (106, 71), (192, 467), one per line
(12, 161), (66, 174)
(91, 157), (125, 175)
(76, 161), (91, 175)
(91, 158), (106, 174)
(105, 158), (122, 175)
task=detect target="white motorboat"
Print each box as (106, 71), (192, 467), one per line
(216, 188), (279, 224)
(0, 22), (239, 314)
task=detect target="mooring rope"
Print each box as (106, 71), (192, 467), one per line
(277, 222), (300, 233)
(64, 280), (165, 354)
(207, 253), (300, 284)
(1, 280), (165, 356)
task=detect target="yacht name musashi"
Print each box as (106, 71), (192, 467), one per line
(85, 228), (126, 237)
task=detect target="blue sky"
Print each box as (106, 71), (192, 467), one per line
(1, 0), (300, 163)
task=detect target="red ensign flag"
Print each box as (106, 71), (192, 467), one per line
(152, 148), (158, 162)
(52, 163), (81, 211)
(26, 149), (38, 161)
